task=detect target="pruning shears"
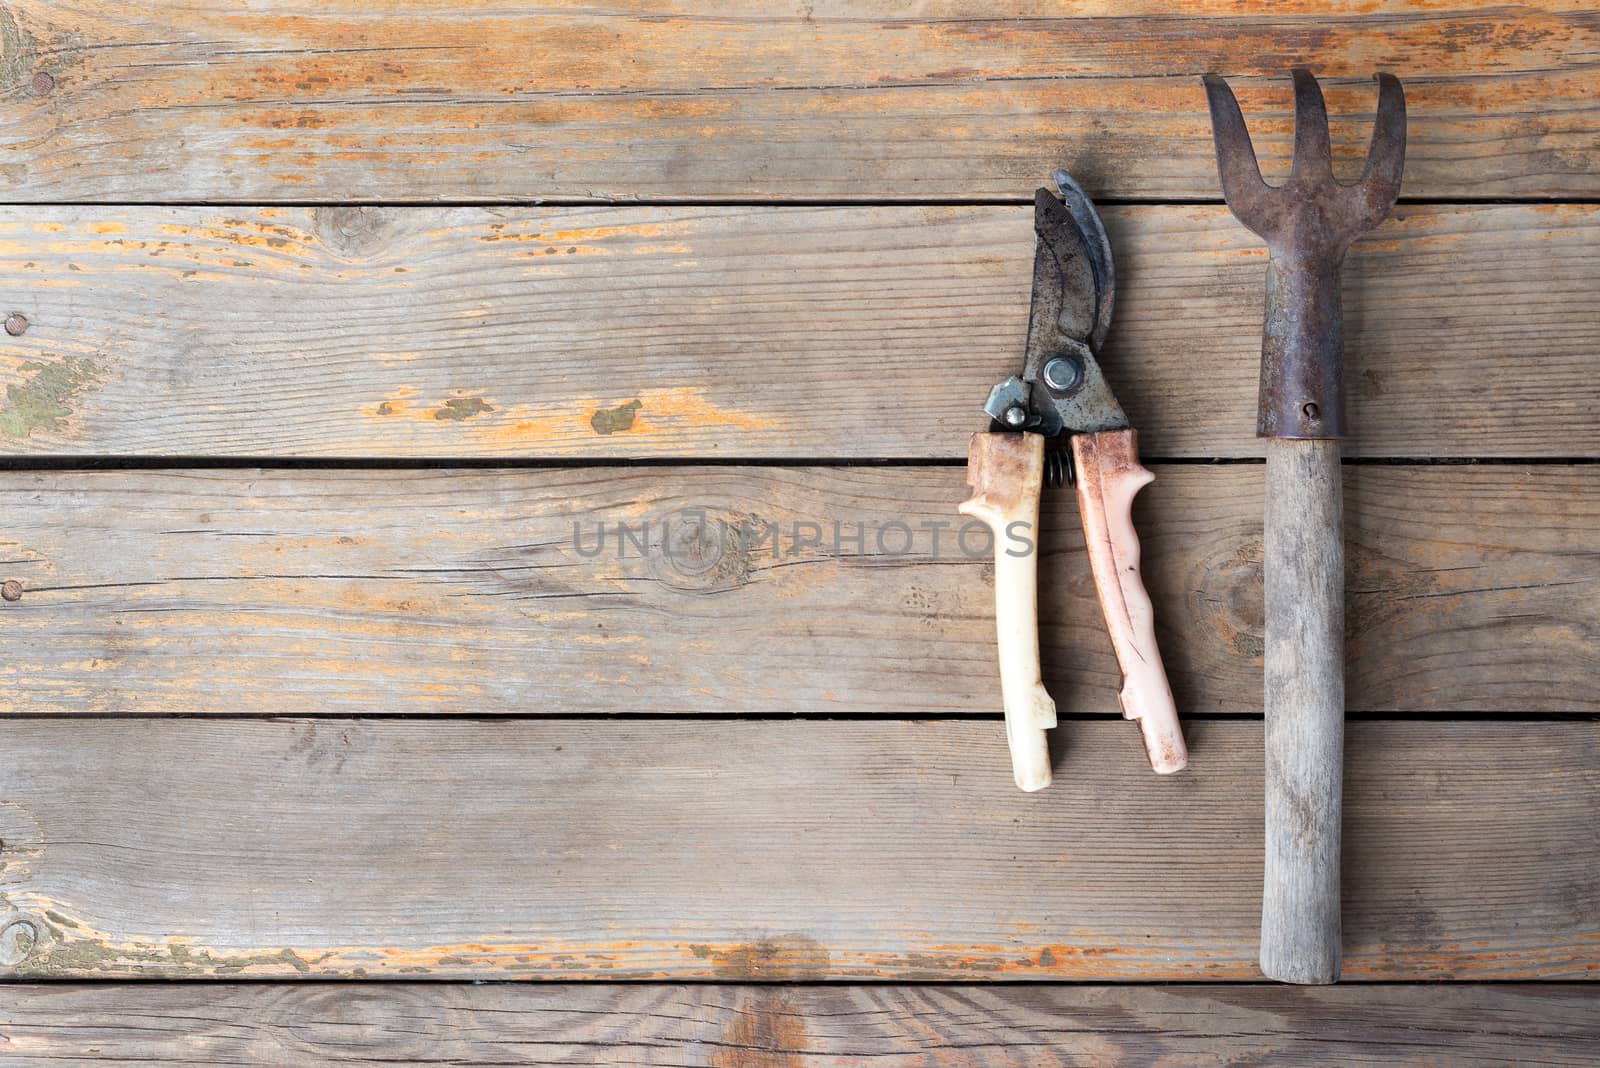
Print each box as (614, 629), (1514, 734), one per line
(960, 170), (1188, 791)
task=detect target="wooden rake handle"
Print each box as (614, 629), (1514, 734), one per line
(1260, 438), (1344, 984)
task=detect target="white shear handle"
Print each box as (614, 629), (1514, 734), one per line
(959, 432), (1056, 791)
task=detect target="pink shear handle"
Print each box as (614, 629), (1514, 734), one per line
(1070, 429), (1188, 773)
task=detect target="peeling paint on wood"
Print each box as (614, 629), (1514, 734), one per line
(432, 395), (493, 421)
(0, 2), (1596, 200)
(0, 355), (101, 439)
(0, 204), (1593, 458)
(591, 398), (641, 435)
(0, 719), (1593, 980)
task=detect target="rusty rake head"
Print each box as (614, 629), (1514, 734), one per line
(1203, 69), (1406, 261)
(1202, 69), (1407, 441)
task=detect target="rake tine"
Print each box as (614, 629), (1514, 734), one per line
(1202, 74), (1271, 227)
(1348, 73), (1407, 227)
(1289, 69), (1334, 180)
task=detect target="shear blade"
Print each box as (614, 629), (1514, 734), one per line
(1053, 170), (1115, 353)
(1029, 188), (1100, 363)
(1024, 181), (1129, 437)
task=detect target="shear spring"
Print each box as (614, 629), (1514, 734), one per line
(1045, 446), (1071, 489)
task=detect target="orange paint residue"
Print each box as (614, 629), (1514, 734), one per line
(17, 900), (1566, 980)
(625, 386), (779, 436)
(362, 386), (783, 452)
(542, 223), (667, 244)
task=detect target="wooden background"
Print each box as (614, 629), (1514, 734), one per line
(0, 1), (1596, 1063)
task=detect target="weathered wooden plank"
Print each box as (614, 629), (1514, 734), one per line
(0, 204), (1594, 459)
(0, 719), (1592, 979)
(0, 465), (1592, 717)
(2, 2), (1596, 201)
(1, 983), (1595, 1066)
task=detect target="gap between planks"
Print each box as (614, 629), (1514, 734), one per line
(8, 196), (1600, 207)
(3, 456), (1600, 471)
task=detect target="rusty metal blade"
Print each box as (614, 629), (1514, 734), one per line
(1053, 169), (1115, 353)
(1028, 186), (1098, 366)
(1022, 187), (1127, 436)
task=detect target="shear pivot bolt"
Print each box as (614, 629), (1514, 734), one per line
(1002, 405), (1028, 428)
(1042, 356), (1083, 394)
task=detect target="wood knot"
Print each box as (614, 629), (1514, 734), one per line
(711, 988), (810, 1068)
(312, 207), (403, 259)
(1194, 536), (1264, 660)
(647, 510), (751, 593)
(0, 916), (40, 967)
